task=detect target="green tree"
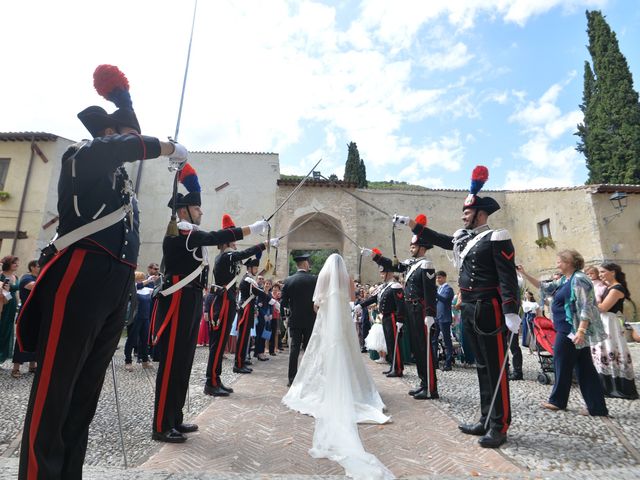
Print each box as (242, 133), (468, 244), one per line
(576, 10), (640, 184)
(344, 142), (361, 184)
(358, 159), (368, 188)
(288, 249), (339, 275)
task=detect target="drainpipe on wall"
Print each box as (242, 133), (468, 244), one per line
(11, 136), (37, 255)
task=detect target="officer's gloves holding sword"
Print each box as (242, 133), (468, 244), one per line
(424, 316), (435, 328)
(505, 313), (522, 334)
(248, 220), (269, 235)
(167, 141), (188, 171)
(392, 214), (410, 226)
(396, 321), (404, 332)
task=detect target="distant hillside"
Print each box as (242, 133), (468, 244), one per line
(278, 175), (429, 191)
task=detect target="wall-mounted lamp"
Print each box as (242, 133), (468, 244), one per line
(603, 191), (629, 224)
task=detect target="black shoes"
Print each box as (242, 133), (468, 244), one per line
(175, 423), (199, 433)
(478, 429), (507, 448)
(220, 383), (234, 393)
(442, 365), (452, 371)
(257, 356), (269, 362)
(152, 428), (186, 443)
(245, 359), (253, 366)
(386, 371), (403, 378)
(233, 366), (252, 374)
(381, 369), (392, 375)
(413, 390), (439, 400)
(204, 384), (230, 397)
(508, 371), (523, 381)
(458, 422), (488, 436)
(408, 386), (425, 396)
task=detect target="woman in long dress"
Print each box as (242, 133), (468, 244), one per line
(282, 254), (394, 480)
(592, 262), (638, 399)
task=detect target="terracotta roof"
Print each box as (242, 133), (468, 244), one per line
(277, 178), (359, 188)
(0, 132), (59, 142)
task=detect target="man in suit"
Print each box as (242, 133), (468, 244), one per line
(281, 253), (318, 386)
(433, 271), (455, 370)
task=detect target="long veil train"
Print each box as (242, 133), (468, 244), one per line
(282, 254), (394, 480)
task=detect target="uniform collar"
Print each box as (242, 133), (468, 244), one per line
(471, 224), (490, 235)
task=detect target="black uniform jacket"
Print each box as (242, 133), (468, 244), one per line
(360, 282), (406, 318)
(412, 223), (519, 315)
(58, 134), (162, 267)
(212, 243), (266, 295)
(280, 270), (318, 330)
(238, 273), (272, 308)
(372, 253), (436, 317)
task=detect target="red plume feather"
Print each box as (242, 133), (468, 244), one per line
(471, 165), (489, 182)
(372, 248), (382, 256)
(414, 214), (427, 226)
(93, 64), (130, 98)
(222, 214), (235, 229)
(178, 163), (196, 183)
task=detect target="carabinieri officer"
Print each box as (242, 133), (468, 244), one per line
(151, 164), (269, 443)
(16, 65), (188, 479)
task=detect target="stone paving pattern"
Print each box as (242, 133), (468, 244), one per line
(1, 339), (640, 478)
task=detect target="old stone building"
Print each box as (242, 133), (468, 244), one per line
(2, 133), (638, 303)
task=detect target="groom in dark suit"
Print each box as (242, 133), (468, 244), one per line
(281, 253), (318, 386)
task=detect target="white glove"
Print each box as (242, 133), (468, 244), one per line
(168, 142), (188, 171)
(249, 220), (269, 235)
(244, 276), (259, 287)
(396, 321), (404, 331)
(505, 313), (522, 334)
(393, 214), (410, 226)
(269, 237), (280, 248)
(361, 248), (373, 257)
(353, 304), (362, 315)
(424, 316), (435, 328)
(268, 298), (280, 310)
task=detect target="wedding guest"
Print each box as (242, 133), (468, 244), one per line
(518, 250), (608, 416)
(269, 283), (282, 355)
(585, 266), (607, 303)
(1, 256), (20, 369)
(254, 278), (273, 361)
(593, 262), (638, 399)
(124, 272), (156, 371)
(11, 260), (39, 376)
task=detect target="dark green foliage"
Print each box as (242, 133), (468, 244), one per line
(576, 10), (640, 184)
(288, 249), (339, 276)
(343, 142), (368, 187)
(358, 159), (368, 188)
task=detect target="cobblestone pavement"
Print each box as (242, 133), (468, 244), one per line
(1, 340), (639, 478)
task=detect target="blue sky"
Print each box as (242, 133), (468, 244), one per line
(2, 0), (640, 190)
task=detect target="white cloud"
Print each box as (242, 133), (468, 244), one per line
(422, 42), (474, 71)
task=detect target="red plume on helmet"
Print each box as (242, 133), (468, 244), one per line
(414, 214), (427, 226)
(372, 248), (382, 257)
(222, 214), (235, 229)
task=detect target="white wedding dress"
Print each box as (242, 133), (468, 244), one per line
(282, 254), (394, 480)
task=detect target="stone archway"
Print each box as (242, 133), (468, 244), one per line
(275, 211), (352, 278)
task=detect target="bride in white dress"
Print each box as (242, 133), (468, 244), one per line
(282, 253), (394, 480)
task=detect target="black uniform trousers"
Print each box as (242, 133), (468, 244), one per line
(461, 298), (511, 433)
(382, 313), (403, 374)
(235, 303), (255, 368)
(406, 301), (437, 394)
(205, 291), (236, 387)
(152, 285), (202, 434)
(549, 332), (608, 415)
(288, 326), (314, 383)
(509, 333), (523, 373)
(19, 248), (133, 480)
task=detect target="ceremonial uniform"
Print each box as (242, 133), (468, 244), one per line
(235, 265), (273, 371)
(16, 64), (181, 480)
(359, 280), (406, 376)
(410, 165), (519, 448)
(151, 165), (246, 442)
(205, 240), (265, 393)
(372, 250), (438, 396)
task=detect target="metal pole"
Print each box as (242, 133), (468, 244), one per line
(110, 359), (128, 469)
(390, 323), (400, 375)
(484, 330), (515, 431)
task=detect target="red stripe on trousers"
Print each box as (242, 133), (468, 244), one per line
(424, 324), (435, 390)
(155, 277), (183, 433)
(210, 292), (229, 386)
(235, 305), (251, 368)
(15, 247), (69, 353)
(148, 299), (160, 345)
(492, 297), (510, 434)
(27, 248), (86, 480)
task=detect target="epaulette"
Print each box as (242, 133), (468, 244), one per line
(491, 229), (511, 241)
(390, 282), (403, 289)
(453, 228), (466, 239)
(420, 259), (434, 269)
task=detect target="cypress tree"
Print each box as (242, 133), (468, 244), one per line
(576, 10), (640, 184)
(344, 142), (361, 184)
(358, 159), (368, 188)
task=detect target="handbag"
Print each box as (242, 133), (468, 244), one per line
(261, 318), (272, 340)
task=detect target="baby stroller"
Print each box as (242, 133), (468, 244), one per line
(531, 316), (556, 385)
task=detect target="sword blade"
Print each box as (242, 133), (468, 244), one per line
(267, 158), (322, 222)
(319, 175), (390, 217)
(277, 211), (320, 240)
